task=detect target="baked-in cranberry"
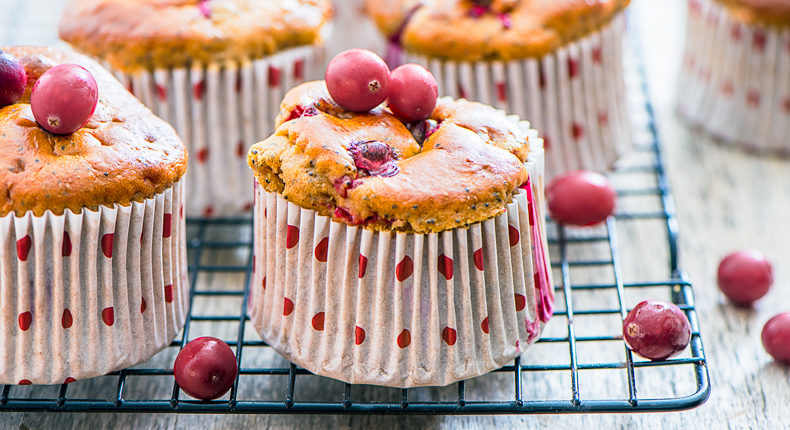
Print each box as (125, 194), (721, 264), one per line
(30, 64), (98, 134)
(0, 50), (26, 107)
(762, 312), (790, 364)
(623, 300), (691, 361)
(717, 250), (773, 306)
(387, 64), (438, 123)
(174, 337), (238, 401)
(349, 140), (399, 177)
(547, 170), (616, 226)
(325, 49), (390, 112)
(407, 118), (440, 145)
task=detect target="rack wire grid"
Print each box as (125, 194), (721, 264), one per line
(0, 48), (710, 416)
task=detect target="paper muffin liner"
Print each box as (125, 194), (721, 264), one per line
(249, 137), (553, 388)
(401, 14), (629, 180)
(677, 0), (790, 155)
(105, 45), (326, 217)
(0, 182), (188, 385)
(326, 0), (387, 57)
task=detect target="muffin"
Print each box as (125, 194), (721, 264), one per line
(364, 0), (631, 179)
(246, 81), (554, 387)
(59, 0), (333, 217)
(0, 46), (188, 385)
(677, 0), (790, 154)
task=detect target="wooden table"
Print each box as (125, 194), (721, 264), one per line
(2, 0), (788, 427)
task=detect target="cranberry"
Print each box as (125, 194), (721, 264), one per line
(198, 0), (211, 18)
(325, 49), (390, 112)
(174, 337), (238, 401)
(762, 312), (790, 364)
(349, 140), (399, 177)
(547, 170), (616, 226)
(717, 250), (773, 306)
(623, 300), (692, 361)
(387, 64), (438, 123)
(0, 50), (27, 107)
(30, 64), (98, 135)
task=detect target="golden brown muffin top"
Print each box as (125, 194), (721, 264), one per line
(59, 0), (333, 72)
(365, 0), (630, 62)
(248, 81), (537, 234)
(714, 0), (790, 26)
(0, 46), (187, 217)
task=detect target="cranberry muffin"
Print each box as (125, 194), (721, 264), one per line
(678, 0), (790, 154)
(0, 46), (188, 385)
(59, 0), (333, 217)
(365, 0), (631, 180)
(246, 81), (554, 387)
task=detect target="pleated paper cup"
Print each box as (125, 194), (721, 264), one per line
(401, 14), (630, 180)
(106, 45), (326, 217)
(0, 182), (188, 385)
(677, 0), (790, 155)
(249, 138), (553, 388)
(326, 0), (386, 57)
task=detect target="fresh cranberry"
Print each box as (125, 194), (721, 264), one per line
(349, 140), (399, 177)
(547, 170), (616, 226)
(0, 50), (26, 107)
(30, 64), (98, 135)
(762, 313), (790, 364)
(174, 337), (238, 401)
(325, 49), (390, 112)
(623, 300), (692, 361)
(387, 64), (438, 123)
(717, 250), (773, 306)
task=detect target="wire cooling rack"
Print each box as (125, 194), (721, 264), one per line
(0, 52), (710, 416)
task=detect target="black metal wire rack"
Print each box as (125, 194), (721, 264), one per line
(0, 49), (710, 416)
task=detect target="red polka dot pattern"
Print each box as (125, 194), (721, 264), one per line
(283, 297), (294, 316)
(164, 285), (173, 303)
(442, 327), (457, 346)
(63, 377), (76, 384)
(196, 147), (209, 163)
(192, 80), (205, 100)
(236, 141), (245, 158)
(18, 379), (31, 385)
(508, 225), (519, 247)
(101, 234), (114, 258)
(496, 82), (506, 103)
(101, 307), (114, 326)
(16, 235), (31, 261)
(61, 309), (73, 329)
(141, 298), (147, 313)
(163, 214), (172, 238)
(481, 317), (490, 334)
(294, 59), (305, 81)
(568, 57), (579, 79)
(62, 232), (72, 257)
(397, 329), (411, 348)
(515, 294), (526, 312)
(262, 276), (267, 290)
(396, 256), (413, 281)
(155, 84), (167, 101)
(314, 237), (329, 262)
(355, 326), (365, 345)
(312, 312), (325, 331)
(438, 254), (453, 280)
(286, 225), (299, 249)
(268, 66), (281, 87)
(18, 311), (32, 331)
(358, 254), (368, 278)
(473, 248), (484, 271)
(572, 123), (584, 140)
(592, 45), (603, 63)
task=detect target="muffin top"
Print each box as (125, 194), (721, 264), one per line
(0, 46), (187, 217)
(248, 81), (538, 234)
(59, 0), (333, 72)
(713, 0), (790, 26)
(365, 0), (630, 62)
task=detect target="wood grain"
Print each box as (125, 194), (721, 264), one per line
(1, 0), (789, 428)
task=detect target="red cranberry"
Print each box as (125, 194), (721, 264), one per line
(0, 50), (27, 107)
(174, 337), (238, 401)
(387, 64), (438, 123)
(547, 170), (616, 226)
(623, 300), (691, 361)
(717, 250), (773, 306)
(349, 140), (399, 177)
(325, 49), (390, 112)
(30, 64), (98, 135)
(762, 312), (790, 364)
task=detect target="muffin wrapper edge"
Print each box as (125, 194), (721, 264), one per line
(0, 181), (188, 385)
(106, 45), (326, 217)
(677, 0), (790, 154)
(249, 138), (554, 388)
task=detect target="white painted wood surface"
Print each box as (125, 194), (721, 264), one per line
(1, 0), (789, 428)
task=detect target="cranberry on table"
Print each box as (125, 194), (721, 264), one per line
(623, 300), (692, 361)
(716, 250), (773, 306)
(325, 49), (390, 112)
(547, 170), (617, 226)
(30, 63), (98, 135)
(174, 336), (238, 401)
(387, 63), (438, 123)
(0, 50), (27, 107)
(762, 312), (790, 364)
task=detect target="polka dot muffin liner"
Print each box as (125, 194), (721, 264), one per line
(249, 136), (553, 388)
(0, 182), (188, 385)
(677, 0), (790, 154)
(326, 0), (386, 58)
(400, 14), (630, 180)
(105, 45), (326, 217)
